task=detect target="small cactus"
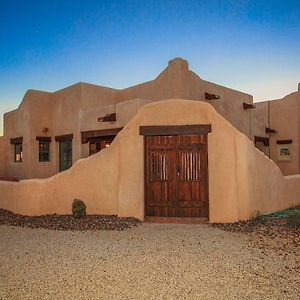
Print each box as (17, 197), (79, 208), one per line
(72, 199), (86, 219)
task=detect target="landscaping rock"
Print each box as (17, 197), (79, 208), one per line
(212, 208), (300, 257)
(0, 209), (141, 231)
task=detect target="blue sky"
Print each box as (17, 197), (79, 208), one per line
(0, 0), (300, 135)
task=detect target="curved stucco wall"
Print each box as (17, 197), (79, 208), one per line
(0, 100), (299, 223)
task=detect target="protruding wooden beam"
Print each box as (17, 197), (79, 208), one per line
(140, 125), (212, 136)
(10, 137), (23, 144)
(81, 128), (123, 144)
(36, 136), (51, 142)
(55, 134), (73, 142)
(204, 92), (220, 100)
(276, 140), (292, 144)
(243, 103), (256, 109)
(265, 127), (278, 134)
(98, 113), (116, 122)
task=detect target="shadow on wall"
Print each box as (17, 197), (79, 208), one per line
(0, 99), (299, 223)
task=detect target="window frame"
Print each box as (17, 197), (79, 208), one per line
(39, 141), (50, 162)
(14, 143), (23, 163)
(10, 137), (23, 163)
(36, 136), (51, 163)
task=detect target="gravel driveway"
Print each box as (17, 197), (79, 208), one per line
(0, 224), (299, 300)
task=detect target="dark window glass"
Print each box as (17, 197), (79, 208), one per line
(59, 140), (72, 172)
(39, 142), (50, 162)
(89, 135), (115, 156)
(14, 143), (22, 163)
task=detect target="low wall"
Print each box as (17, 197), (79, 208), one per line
(0, 100), (299, 222)
(0, 141), (119, 216)
(235, 134), (300, 220)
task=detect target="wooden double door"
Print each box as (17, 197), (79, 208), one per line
(144, 134), (209, 218)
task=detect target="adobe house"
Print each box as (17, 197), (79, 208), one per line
(0, 58), (299, 222)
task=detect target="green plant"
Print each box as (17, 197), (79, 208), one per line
(287, 211), (300, 227)
(72, 199), (86, 219)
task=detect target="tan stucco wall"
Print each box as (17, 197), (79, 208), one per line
(79, 83), (119, 110)
(252, 90), (300, 175)
(188, 71), (254, 139)
(0, 100), (299, 223)
(3, 90), (55, 179)
(235, 133), (300, 219)
(121, 59), (254, 137)
(269, 92), (299, 175)
(0, 58), (299, 179)
(1, 58), (257, 179)
(79, 98), (156, 134)
(79, 98), (158, 158)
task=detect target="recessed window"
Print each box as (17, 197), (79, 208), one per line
(88, 135), (115, 156)
(59, 139), (72, 171)
(39, 142), (50, 162)
(14, 143), (22, 163)
(54, 134), (73, 172)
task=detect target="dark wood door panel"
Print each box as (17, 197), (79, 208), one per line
(146, 206), (177, 217)
(145, 135), (177, 217)
(177, 207), (208, 218)
(177, 134), (207, 145)
(146, 135), (177, 147)
(148, 183), (174, 207)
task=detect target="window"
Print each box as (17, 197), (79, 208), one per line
(39, 142), (50, 162)
(89, 141), (101, 155)
(254, 136), (270, 157)
(10, 137), (23, 163)
(59, 139), (72, 171)
(36, 137), (51, 162)
(54, 134), (73, 172)
(89, 135), (115, 156)
(14, 143), (22, 163)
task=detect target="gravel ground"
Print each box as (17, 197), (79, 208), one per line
(0, 224), (299, 300)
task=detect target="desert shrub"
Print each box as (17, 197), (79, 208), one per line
(287, 211), (300, 227)
(250, 210), (262, 220)
(72, 199), (86, 219)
